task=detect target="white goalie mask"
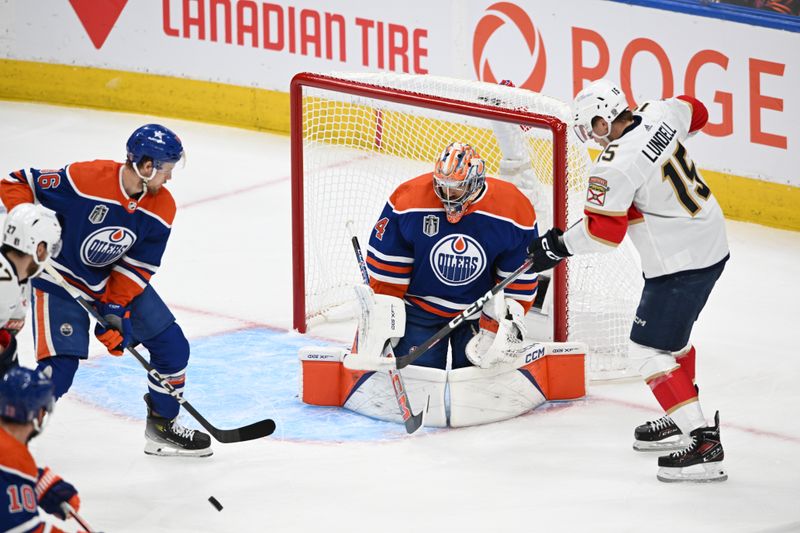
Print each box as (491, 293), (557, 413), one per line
(2, 204), (63, 268)
(572, 79), (629, 144)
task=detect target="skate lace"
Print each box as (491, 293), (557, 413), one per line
(669, 435), (698, 458)
(649, 416), (673, 431)
(170, 421), (196, 441)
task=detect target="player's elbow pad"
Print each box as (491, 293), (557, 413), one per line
(563, 220), (621, 255)
(677, 95), (708, 133)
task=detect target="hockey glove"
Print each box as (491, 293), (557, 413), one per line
(466, 292), (527, 369)
(93, 302), (132, 356)
(0, 329), (18, 374)
(527, 228), (571, 272)
(36, 467), (81, 520)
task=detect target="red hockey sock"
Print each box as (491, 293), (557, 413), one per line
(647, 365), (698, 413)
(676, 345), (696, 384)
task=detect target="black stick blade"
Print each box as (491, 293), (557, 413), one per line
(210, 419), (276, 443)
(403, 395), (429, 434)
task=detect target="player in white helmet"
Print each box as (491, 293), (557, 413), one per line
(528, 79), (729, 483)
(0, 204), (62, 375)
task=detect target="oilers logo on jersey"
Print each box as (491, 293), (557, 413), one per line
(80, 227), (137, 267)
(429, 234), (486, 286)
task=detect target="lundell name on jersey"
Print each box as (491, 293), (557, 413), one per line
(641, 122), (678, 163)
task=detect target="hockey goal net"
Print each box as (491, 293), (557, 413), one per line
(291, 72), (642, 378)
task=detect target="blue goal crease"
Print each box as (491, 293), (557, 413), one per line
(71, 327), (419, 442)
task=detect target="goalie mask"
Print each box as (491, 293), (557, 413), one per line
(572, 79), (628, 145)
(126, 123), (185, 182)
(433, 142), (486, 224)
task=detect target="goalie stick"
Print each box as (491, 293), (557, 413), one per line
(346, 221), (428, 434)
(43, 264), (276, 444)
(394, 255), (536, 369)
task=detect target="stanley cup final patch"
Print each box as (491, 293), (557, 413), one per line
(587, 176), (609, 206)
(423, 214), (440, 237)
(89, 204), (109, 224)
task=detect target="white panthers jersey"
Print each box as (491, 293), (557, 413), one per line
(0, 252), (27, 328)
(564, 98), (729, 278)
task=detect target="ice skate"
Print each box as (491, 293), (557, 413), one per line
(633, 415), (691, 451)
(656, 411), (726, 483)
(144, 394), (213, 458)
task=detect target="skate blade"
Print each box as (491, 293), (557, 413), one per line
(633, 436), (690, 452)
(656, 463), (727, 483)
(145, 440), (214, 458)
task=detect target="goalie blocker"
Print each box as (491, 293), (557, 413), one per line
(298, 341), (586, 428)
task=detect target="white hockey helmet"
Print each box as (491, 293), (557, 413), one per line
(572, 79), (629, 143)
(2, 204), (62, 266)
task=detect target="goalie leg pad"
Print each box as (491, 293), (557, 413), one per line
(343, 365), (447, 428)
(449, 341), (587, 427)
(448, 363), (546, 428)
(299, 346), (349, 406)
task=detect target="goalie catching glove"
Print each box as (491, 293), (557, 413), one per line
(466, 291), (527, 369)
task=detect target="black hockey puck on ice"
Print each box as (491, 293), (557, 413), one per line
(208, 496), (223, 511)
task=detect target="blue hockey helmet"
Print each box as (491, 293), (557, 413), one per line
(0, 367), (55, 425)
(126, 124), (184, 170)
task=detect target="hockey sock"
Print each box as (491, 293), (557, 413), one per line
(675, 345), (696, 384)
(647, 365), (705, 434)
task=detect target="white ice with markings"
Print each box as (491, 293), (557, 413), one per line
(2, 101), (799, 533)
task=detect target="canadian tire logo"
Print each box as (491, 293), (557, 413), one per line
(69, 0), (129, 49)
(473, 2), (547, 92)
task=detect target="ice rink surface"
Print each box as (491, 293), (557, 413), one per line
(2, 101), (799, 532)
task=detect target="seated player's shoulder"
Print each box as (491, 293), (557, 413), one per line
(0, 428), (37, 478)
(389, 173), (442, 212)
(473, 177), (535, 228)
(139, 187), (177, 227)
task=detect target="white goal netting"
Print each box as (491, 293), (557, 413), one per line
(292, 72), (643, 378)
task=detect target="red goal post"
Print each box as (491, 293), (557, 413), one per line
(290, 72), (641, 378)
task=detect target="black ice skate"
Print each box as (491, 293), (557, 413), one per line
(633, 415), (691, 451)
(656, 411), (726, 483)
(144, 394), (213, 458)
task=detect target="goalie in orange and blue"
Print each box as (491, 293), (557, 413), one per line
(366, 141), (540, 370)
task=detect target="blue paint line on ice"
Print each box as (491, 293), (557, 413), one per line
(72, 327), (429, 442)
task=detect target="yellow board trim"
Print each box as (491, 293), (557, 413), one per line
(0, 58), (289, 133)
(2, 58), (798, 231)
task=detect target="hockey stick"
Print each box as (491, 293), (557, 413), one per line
(43, 264), (276, 443)
(346, 221), (428, 434)
(394, 254), (535, 369)
(61, 503), (100, 533)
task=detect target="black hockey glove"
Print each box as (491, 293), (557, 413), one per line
(527, 228), (571, 272)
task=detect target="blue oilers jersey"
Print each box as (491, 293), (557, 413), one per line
(0, 428), (66, 533)
(367, 174), (538, 326)
(2, 160), (175, 306)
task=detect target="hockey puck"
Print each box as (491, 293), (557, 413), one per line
(208, 496), (223, 511)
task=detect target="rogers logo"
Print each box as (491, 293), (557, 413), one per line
(69, 0), (128, 49)
(473, 2), (547, 92)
